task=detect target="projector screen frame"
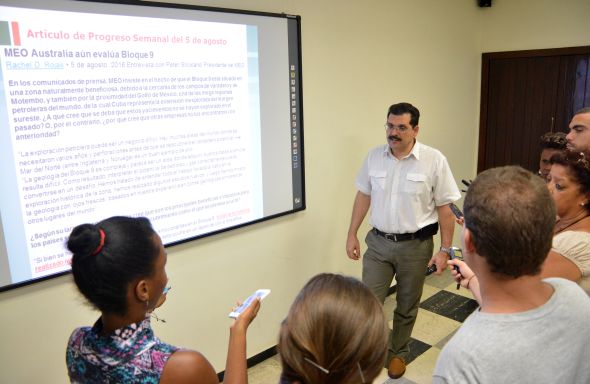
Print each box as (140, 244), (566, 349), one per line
(0, 0), (305, 292)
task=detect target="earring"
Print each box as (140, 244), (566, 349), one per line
(580, 202), (587, 207)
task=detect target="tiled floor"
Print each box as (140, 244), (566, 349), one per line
(247, 269), (479, 384)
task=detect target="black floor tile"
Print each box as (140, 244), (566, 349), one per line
(385, 333), (432, 366)
(419, 290), (479, 323)
(405, 338), (431, 364)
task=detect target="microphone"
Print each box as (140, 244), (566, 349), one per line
(151, 312), (166, 323)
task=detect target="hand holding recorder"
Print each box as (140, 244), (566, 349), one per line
(229, 289), (270, 319)
(224, 290), (269, 384)
(448, 259), (476, 289)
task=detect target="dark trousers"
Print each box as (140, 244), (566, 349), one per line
(362, 229), (433, 359)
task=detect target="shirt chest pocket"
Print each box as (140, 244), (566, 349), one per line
(403, 172), (429, 194)
(369, 170), (387, 190)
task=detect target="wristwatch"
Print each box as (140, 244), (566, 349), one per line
(439, 246), (451, 255)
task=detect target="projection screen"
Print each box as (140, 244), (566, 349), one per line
(0, 0), (305, 291)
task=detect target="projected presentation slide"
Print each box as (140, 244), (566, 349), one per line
(0, 0), (304, 290)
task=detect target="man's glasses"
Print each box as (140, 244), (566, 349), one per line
(384, 123), (410, 132)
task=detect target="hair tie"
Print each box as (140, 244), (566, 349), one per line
(91, 229), (105, 256)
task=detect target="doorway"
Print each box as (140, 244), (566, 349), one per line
(478, 46), (590, 173)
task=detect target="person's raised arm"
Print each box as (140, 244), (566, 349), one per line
(346, 191), (371, 260)
(223, 298), (261, 384)
(162, 298), (261, 384)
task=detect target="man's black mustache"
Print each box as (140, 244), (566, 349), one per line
(388, 135), (401, 141)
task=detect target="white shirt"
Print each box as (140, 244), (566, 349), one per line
(355, 141), (460, 233)
(552, 230), (590, 295)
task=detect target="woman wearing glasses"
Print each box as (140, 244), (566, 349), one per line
(66, 216), (260, 383)
(278, 273), (388, 384)
(542, 151), (590, 295)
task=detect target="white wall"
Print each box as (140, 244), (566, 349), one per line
(1, 0), (589, 382)
(479, 0), (590, 52)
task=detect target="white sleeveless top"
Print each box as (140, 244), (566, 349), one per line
(552, 231), (590, 295)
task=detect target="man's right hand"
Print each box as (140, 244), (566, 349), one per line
(346, 234), (361, 260)
(346, 191), (370, 261)
(448, 259), (475, 288)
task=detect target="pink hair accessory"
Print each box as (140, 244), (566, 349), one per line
(91, 229), (105, 256)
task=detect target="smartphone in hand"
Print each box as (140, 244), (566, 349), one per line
(229, 289), (270, 318)
(449, 203), (463, 219)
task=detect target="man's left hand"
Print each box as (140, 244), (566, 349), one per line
(428, 250), (449, 275)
